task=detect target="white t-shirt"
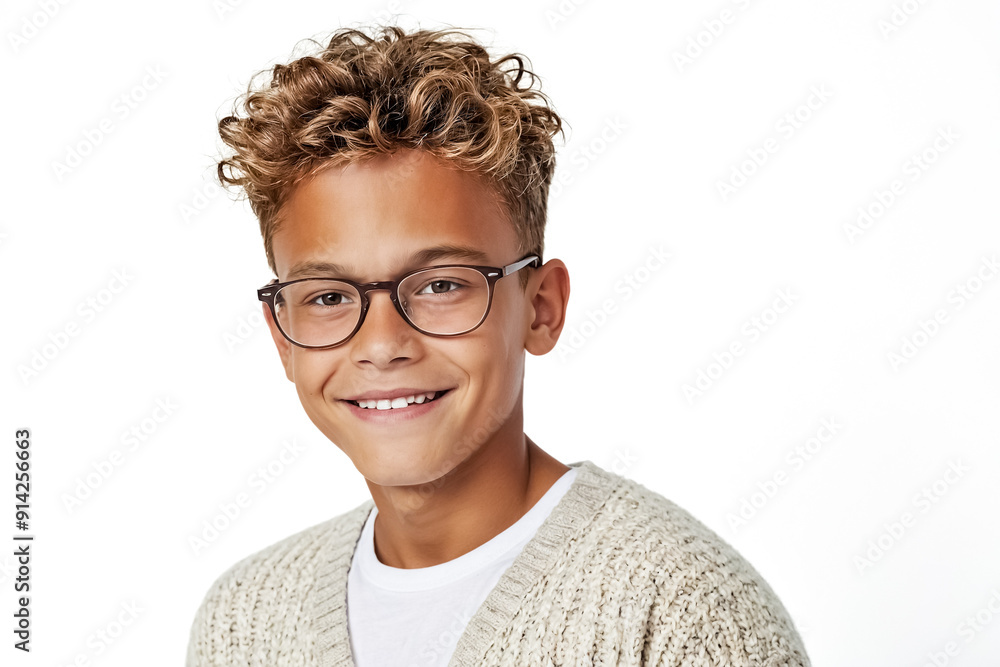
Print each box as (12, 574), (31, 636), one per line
(346, 467), (578, 667)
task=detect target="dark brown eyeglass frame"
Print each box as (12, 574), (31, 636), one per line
(257, 255), (541, 349)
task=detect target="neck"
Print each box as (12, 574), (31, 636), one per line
(364, 420), (569, 569)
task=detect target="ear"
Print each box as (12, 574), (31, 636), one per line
(262, 303), (295, 382)
(524, 258), (570, 356)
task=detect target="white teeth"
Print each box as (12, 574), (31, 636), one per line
(355, 391), (440, 409)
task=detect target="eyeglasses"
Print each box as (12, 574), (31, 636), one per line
(258, 255), (540, 349)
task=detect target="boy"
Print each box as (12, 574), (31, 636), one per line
(187, 25), (810, 666)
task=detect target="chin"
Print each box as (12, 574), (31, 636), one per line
(351, 446), (457, 488)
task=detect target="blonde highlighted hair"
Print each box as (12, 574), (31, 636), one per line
(216, 25), (565, 278)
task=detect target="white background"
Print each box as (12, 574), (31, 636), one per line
(3, 0), (999, 665)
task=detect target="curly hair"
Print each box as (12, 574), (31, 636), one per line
(216, 25), (565, 282)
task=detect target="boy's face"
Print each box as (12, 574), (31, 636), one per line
(266, 149), (536, 487)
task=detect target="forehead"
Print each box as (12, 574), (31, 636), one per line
(272, 149), (518, 280)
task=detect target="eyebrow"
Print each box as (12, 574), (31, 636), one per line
(284, 244), (492, 281)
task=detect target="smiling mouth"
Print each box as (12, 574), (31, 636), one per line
(346, 390), (449, 410)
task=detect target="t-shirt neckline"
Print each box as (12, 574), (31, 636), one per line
(354, 466), (578, 592)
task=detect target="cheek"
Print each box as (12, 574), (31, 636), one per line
(471, 323), (525, 403)
(289, 350), (342, 395)
(491, 293), (528, 370)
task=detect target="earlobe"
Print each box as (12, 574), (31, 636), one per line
(525, 259), (570, 356)
(262, 304), (295, 381)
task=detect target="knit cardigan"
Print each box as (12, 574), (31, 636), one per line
(186, 460), (811, 666)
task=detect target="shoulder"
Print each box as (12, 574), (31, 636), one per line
(569, 460), (753, 568)
(568, 461), (811, 665)
(185, 500), (372, 666)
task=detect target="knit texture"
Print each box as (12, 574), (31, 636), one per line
(186, 460), (811, 666)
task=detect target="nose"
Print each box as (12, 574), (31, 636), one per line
(348, 289), (416, 369)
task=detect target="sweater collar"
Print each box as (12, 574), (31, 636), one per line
(307, 459), (617, 667)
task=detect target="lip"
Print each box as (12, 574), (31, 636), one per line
(342, 388), (448, 402)
(342, 389), (452, 423)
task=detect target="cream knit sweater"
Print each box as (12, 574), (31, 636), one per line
(186, 460), (811, 666)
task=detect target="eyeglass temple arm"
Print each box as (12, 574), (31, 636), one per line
(503, 255), (540, 276)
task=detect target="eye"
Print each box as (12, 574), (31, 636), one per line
(308, 291), (355, 307)
(417, 280), (463, 295)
